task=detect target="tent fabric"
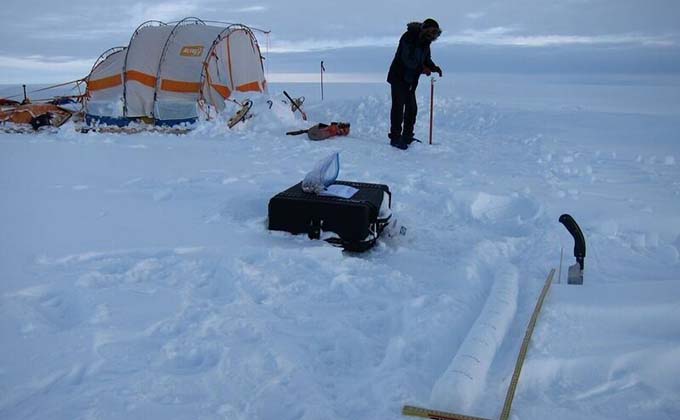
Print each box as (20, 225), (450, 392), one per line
(85, 18), (266, 125)
(86, 48), (126, 118)
(202, 28), (267, 112)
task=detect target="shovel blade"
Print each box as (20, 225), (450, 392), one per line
(567, 263), (583, 285)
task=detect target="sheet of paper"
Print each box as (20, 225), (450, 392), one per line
(319, 184), (358, 199)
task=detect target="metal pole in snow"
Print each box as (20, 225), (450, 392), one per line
(320, 61), (325, 101)
(429, 77), (435, 145)
(558, 247), (564, 284)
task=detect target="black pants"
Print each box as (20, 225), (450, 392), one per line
(390, 82), (417, 139)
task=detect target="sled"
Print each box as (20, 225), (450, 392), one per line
(78, 124), (192, 135)
(0, 103), (72, 131)
(268, 181), (391, 252)
(0, 98), (21, 109)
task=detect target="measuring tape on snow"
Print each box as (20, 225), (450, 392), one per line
(402, 405), (490, 420)
(498, 268), (555, 420)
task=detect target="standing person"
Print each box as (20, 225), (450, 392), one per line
(387, 19), (442, 150)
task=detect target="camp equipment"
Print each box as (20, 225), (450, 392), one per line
(559, 214), (586, 285)
(429, 76), (436, 145)
(320, 61), (326, 100)
(268, 181), (392, 252)
(301, 152), (341, 194)
(84, 18), (267, 128)
(287, 122), (350, 140)
(0, 104), (72, 131)
(0, 99), (21, 108)
(227, 99), (253, 128)
(308, 122), (349, 140)
(283, 90), (307, 120)
(285, 129), (308, 136)
(0, 79), (86, 131)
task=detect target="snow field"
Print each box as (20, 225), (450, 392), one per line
(516, 281), (680, 420)
(1, 76), (679, 419)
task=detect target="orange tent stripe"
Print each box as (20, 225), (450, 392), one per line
(236, 81), (262, 93)
(161, 79), (201, 93)
(126, 70), (156, 88)
(211, 84), (231, 98)
(88, 74), (122, 91)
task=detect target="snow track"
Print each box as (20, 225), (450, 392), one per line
(429, 261), (518, 413)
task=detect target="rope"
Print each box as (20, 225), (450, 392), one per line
(28, 79), (85, 95)
(2, 78), (85, 100)
(200, 20), (270, 34)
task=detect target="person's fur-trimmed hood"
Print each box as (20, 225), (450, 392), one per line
(406, 21), (422, 33)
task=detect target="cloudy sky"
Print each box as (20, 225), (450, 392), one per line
(1, 0), (679, 83)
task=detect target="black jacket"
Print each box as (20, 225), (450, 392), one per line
(387, 22), (437, 86)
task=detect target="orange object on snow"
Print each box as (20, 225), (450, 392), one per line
(0, 104), (72, 129)
(285, 122), (351, 141)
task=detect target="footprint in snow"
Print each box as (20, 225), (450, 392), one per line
(155, 343), (220, 376)
(95, 338), (159, 374)
(3, 285), (87, 333)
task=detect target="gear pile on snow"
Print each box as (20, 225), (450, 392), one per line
(0, 104), (72, 131)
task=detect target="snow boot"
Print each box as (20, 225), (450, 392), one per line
(389, 132), (408, 150)
(390, 138), (408, 150)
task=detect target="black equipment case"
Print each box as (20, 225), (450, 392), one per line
(268, 181), (391, 252)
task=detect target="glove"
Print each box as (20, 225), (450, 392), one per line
(422, 66), (432, 76)
(433, 66), (443, 77)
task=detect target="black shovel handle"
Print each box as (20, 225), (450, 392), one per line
(559, 214), (586, 270)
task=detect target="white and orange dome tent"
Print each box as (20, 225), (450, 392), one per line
(85, 18), (267, 127)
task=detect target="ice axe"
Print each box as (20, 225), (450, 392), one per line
(429, 76), (436, 145)
(283, 90), (307, 121)
(559, 214), (586, 285)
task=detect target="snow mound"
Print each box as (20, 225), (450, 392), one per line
(470, 192), (541, 223)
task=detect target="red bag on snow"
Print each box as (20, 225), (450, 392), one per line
(306, 122), (350, 141)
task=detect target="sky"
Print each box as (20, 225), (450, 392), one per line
(1, 0), (680, 83)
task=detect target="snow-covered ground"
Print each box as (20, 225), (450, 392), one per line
(1, 74), (679, 420)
